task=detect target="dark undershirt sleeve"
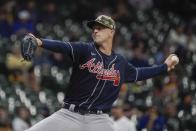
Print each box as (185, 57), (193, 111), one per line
(124, 60), (167, 82)
(136, 64), (167, 81)
(41, 39), (87, 64)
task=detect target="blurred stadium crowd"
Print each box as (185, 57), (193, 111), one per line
(0, 0), (196, 131)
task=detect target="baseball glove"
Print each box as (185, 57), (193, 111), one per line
(21, 34), (37, 61)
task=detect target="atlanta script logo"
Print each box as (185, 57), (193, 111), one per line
(79, 58), (120, 86)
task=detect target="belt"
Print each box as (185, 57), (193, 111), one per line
(62, 103), (109, 115)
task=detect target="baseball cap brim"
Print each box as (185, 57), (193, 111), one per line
(87, 20), (113, 30)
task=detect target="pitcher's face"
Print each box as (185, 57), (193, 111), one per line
(92, 24), (114, 46)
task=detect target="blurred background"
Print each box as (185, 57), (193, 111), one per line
(0, 0), (196, 131)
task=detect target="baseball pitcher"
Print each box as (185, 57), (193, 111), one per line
(21, 15), (179, 131)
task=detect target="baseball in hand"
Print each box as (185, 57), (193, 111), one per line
(171, 55), (179, 64)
